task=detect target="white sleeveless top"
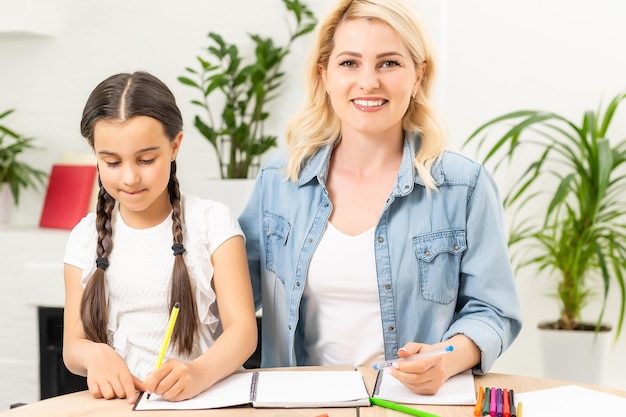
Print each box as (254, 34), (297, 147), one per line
(63, 194), (243, 379)
(301, 222), (385, 367)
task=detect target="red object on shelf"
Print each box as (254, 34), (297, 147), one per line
(39, 164), (97, 229)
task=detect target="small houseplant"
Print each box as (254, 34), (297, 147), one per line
(178, 0), (317, 179)
(464, 91), (626, 342)
(0, 108), (47, 206)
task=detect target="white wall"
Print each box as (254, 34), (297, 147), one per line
(1, 0), (626, 410)
(440, 0), (626, 388)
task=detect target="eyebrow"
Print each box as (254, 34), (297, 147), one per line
(97, 146), (161, 156)
(335, 51), (406, 59)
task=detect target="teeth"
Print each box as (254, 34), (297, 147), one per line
(353, 99), (385, 107)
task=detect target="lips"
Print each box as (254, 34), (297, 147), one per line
(121, 189), (145, 195)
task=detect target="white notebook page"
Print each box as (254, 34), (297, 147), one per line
(515, 385), (626, 416)
(374, 369), (476, 405)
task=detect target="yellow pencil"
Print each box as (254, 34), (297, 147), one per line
(146, 302), (180, 401)
(517, 401), (523, 417)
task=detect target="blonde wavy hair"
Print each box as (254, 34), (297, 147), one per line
(285, 0), (446, 190)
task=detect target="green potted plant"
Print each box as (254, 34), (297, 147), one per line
(0, 108), (48, 222)
(464, 91), (626, 383)
(178, 0), (317, 179)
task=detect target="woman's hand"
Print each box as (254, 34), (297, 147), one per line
(144, 358), (204, 402)
(388, 335), (481, 395)
(387, 342), (449, 395)
(84, 343), (142, 403)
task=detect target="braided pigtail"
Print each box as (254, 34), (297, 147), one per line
(80, 180), (115, 343)
(168, 161), (198, 355)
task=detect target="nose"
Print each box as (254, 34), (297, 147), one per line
(122, 164), (140, 185)
(358, 66), (380, 92)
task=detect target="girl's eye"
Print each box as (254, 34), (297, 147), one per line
(105, 161), (120, 167)
(140, 159), (155, 164)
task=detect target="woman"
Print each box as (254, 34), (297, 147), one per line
(239, 0), (521, 394)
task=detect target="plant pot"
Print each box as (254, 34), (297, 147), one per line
(538, 322), (613, 385)
(0, 183), (14, 226)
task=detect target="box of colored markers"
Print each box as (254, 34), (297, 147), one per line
(475, 386), (522, 417)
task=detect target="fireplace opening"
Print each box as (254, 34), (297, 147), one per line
(38, 307), (87, 399)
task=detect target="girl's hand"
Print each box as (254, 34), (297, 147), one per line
(85, 343), (140, 403)
(144, 358), (204, 402)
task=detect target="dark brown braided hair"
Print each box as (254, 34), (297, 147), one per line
(79, 71), (198, 355)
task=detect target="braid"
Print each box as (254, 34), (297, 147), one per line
(168, 161), (198, 355)
(81, 181), (115, 343)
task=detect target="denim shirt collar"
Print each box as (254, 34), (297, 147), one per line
(297, 131), (445, 192)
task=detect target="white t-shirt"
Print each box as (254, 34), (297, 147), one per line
(63, 193), (243, 379)
(301, 222), (385, 367)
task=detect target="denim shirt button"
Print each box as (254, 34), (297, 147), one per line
(387, 326), (395, 331)
(385, 284), (391, 290)
(454, 244), (460, 250)
(425, 250), (431, 256)
(296, 281), (301, 287)
(378, 237), (384, 243)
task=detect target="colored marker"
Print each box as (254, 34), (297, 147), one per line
(482, 387), (491, 416)
(509, 390), (516, 417)
(489, 386), (496, 417)
(496, 388), (503, 417)
(503, 388), (510, 417)
(474, 386), (484, 416)
(373, 345), (454, 370)
(370, 397), (442, 417)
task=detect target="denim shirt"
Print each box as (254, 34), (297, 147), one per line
(238, 133), (522, 374)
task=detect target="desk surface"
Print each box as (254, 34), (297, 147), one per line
(3, 368), (626, 417)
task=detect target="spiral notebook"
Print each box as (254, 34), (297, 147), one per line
(133, 369), (370, 410)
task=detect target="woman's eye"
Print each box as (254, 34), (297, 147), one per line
(105, 161), (120, 167)
(339, 60), (357, 68)
(140, 159), (155, 165)
(381, 60), (400, 68)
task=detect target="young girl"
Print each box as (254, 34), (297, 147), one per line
(62, 71), (257, 404)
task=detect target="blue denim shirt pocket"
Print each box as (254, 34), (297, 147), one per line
(263, 211), (291, 284)
(413, 230), (467, 304)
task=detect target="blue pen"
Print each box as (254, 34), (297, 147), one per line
(373, 345), (454, 370)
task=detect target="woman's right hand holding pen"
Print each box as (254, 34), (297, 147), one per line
(386, 342), (450, 395)
(387, 335), (481, 395)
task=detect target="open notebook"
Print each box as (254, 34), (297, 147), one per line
(373, 369), (476, 405)
(133, 370), (370, 410)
